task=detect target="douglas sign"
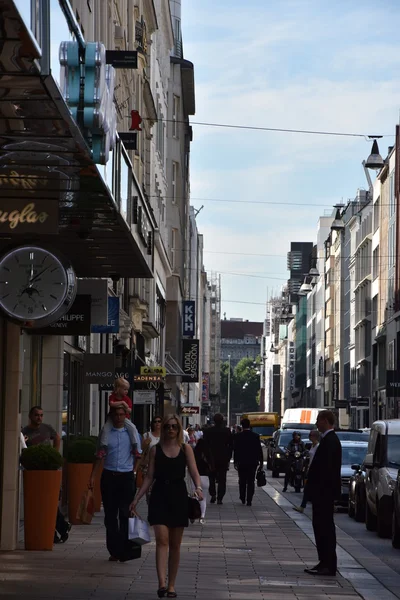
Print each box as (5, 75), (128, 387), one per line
(182, 339), (199, 383)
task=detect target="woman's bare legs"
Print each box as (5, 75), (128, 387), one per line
(167, 527), (184, 593)
(154, 525), (169, 589)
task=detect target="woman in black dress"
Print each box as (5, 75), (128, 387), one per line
(130, 414), (203, 599)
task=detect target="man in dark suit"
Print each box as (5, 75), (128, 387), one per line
(304, 410), (342, 577)
(233, 418), (263, 506)
(203, 413), (233, 504)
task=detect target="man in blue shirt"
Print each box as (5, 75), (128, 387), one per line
(89, 405), (141, 561)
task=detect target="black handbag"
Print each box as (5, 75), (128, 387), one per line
(256, 468), (267, 487)
(188, 495), (201, 520)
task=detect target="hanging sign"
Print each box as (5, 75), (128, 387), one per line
(181, 405), (200, 415)
(106, 50), (138, 69)
(134, 390), (156, 405)
(30, 295), (91, 335)
(83, 354), (116, 384)
(183, 301), (195, 337)
(182, 339), (199, 383)
(140, 366), (166, 377)
(0, 199), (58, 234)
(92, 297), (120, 333)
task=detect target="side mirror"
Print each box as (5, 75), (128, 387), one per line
(269, 441), (275, 448)
(364, 453), (373, 469)
(351, 464), (360, 471)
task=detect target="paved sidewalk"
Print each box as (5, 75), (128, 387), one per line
(0, 471), (361, 600)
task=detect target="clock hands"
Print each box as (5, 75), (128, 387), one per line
(28, 265), (51, 286)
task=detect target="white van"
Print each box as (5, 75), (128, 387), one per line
(364, 420), (400, 538)
(281, 408), (322, 430)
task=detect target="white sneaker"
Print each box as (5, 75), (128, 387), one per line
(199, 518), (206, 525)
(293, 506), (304, 513)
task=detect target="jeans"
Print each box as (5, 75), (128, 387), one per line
(101, 470), (135, 559)
(238, 464), (258, 503)
(209, 465), (228, 501)
(55, 508), (69, 536)
(199, 475), (210, 518)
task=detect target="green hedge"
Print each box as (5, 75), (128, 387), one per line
(20, 444), (63, 470)
(66, 439), (96, 464)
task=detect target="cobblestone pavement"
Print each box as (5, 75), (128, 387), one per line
(0, 470), (367, 600)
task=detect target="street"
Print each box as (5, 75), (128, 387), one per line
(1, 469), (399, 600)
(267, 474), (400, 598)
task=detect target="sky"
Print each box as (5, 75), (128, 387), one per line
(182, 0), (400, 322)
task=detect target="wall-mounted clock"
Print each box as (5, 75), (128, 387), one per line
(0, 245), (77, 327)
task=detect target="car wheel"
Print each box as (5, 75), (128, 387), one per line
(365, 500), (377, 532)
(354, 489), (365, 523)
(392, 510), (400, 549)
(348, 497), (355, 518)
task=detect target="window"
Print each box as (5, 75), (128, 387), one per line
(156, 107), (164, 159)
(172, 161), (178, 204)
(372, 246), (379, 281)
(390, 170), (396, 218)
(173, 95), (180, 138)
(372, 295), (378, 330)
(374, 197), (380, 232)
(171, 228), (178, 270)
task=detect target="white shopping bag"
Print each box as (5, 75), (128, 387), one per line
(128, 517), (151, 545)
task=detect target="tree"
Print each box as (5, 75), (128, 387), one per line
(219, 356), (261, 416)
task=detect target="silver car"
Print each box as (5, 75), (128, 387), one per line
(338, 441), (368, 507)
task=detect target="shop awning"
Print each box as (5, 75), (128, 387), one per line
(0, 0), (154, 279)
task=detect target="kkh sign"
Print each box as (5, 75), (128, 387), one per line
(182, 339), (199, 383)
(0, 200), (58, 234)
(183, 301), (195, 337)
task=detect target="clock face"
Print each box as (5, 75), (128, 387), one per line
(0, 246), (77, 327)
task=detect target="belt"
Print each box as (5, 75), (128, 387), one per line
(104, 469), (133, 476)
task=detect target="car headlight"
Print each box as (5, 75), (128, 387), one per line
(275, 453), (281, 459)
(388, 478), (397, 493)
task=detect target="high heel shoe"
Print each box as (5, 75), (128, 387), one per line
(157, 587), (167, 598)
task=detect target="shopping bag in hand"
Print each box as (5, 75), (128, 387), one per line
(76, 489), (95, 524)
(256, 468), (267, 487)
(128, 517), (151, 545)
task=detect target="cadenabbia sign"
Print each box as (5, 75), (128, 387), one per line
(0, 200), (58, 234)
(182, 339), (199, 383)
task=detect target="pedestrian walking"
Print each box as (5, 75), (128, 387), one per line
(99, 378), (141, 452)
(304, 410), (341, 577)
(293, 429), (320, 513)
(130, 414), (203, 599)
(136, 415), (162, 490)
(187, 426), (196, 448)
(203, 413), (233, 504)
(194, 424), (203, 442)
(22, 406), (71, 544)
(193, 437), (213, 523)
(88, 405), (141, 562)
(233, 418), (263, 506)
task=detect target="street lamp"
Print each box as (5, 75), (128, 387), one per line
(227, 354), (231, 427)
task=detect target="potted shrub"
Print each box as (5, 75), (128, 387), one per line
(20, 444), (63, 551)
(67, 439), (96, 524)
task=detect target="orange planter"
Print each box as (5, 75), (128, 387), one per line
(23, 469), (62, 551)
(93, 463), (103, 512)
(67, 463), (93, 525)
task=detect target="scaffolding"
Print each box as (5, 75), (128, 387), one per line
(209, 272), (221, 403)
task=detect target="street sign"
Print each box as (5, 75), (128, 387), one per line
(182, 339), (199, 382)
(134, 375), (164, 382)
(335, 400), (348, 409)
(181, 405), (200, 415)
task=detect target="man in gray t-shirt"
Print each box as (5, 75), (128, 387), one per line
(22, 406), (68, 542)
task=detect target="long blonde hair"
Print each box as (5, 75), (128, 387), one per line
(159, 414), (184, 447)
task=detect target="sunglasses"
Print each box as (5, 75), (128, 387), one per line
(164, 424), (178, 431)
(153, 419), (162, 423)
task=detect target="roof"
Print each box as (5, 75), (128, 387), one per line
(221, 320), (263, 340)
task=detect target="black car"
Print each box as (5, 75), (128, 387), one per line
(348, 463), (366, 522)
(392, 469), (400, 548)
(268, 429), (311, 478)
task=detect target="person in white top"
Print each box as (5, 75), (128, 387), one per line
(293, 429), (320, 513)
(143, 416), (162, 448)
(194, 424), (203, 441)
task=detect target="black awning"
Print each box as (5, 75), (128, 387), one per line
(0, 1), (154, 279)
